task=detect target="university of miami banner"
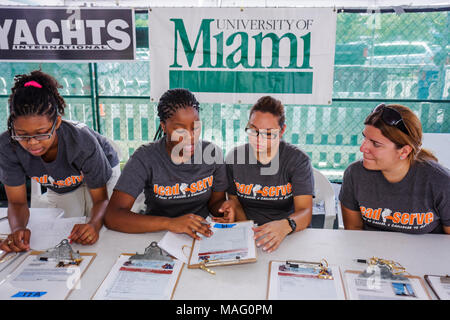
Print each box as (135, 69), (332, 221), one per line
(149, 7), (336, 104)
(0, 7), (135, 61)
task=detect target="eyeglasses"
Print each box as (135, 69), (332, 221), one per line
(245, 126), (280, 140)
(11, 119), (58, 142)
(371, 104), (410, 136)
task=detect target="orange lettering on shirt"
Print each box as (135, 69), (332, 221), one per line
(286, 183), (292, 194)
(416, 213), (425, 225)
(268, 186), (276, 197)
(261, 187), (269, 197)
(392, 212), (401, 224)
(207, 176), (213, 188)
(425, 212), (434, 224)
(197, 180), (204, 192)
(373, 208), (382, 221)
(409, 213), (417, 225)
(401, 213), (410, 225)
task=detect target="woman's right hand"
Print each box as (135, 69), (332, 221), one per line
(169, 214), (212, 240)
(0, 228), (31, 252)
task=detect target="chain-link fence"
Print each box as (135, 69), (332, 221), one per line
(0, 9), (449, 182)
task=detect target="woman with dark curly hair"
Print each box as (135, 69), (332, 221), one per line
(0, 70), (120, 252)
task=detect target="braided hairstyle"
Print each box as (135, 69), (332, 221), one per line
(153, 88), (200, 141)
(7, 70), (66, 141)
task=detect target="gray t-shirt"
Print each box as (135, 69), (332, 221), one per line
(114, 138), (228, 218)
(0, 120), (119, 194)
(226, 141), (314, 225)
(339, 160), (450, 234)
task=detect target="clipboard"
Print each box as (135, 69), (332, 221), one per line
(187, 220), (257, 271)
(0, 249), (96, 300)
(92, 242), (184, 300)
(266, 260), (346, 300)
(344, 270), (432, 300)
(424, 274), (450, 300)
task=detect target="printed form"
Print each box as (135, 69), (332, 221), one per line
(93, 255), (183, 300)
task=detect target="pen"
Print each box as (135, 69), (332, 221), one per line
(355, 259), (368, 264)
(0, 216), (8, 222)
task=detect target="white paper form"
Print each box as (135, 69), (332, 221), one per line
(344, 271), (430, 300)
(190, 221), (256, 265)
(0, 208), (82, 251)
(426, 275), (450, 300)
(93, 255), (183, 300)
(158, 231), (192, 264)
(0, 253), (94, 300)
(28, 217), (86, 251)
(267, 261), (345, 300)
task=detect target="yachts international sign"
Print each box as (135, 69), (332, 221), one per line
(149, 7), (336, 104)
(0, 7), (135, 61)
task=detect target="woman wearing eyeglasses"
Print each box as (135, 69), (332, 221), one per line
(339, 104), (450, 234)
(224, 96), (314, 252)
(0, 70), (120, 252)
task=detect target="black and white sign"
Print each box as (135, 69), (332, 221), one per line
(0, 7), (135, 61)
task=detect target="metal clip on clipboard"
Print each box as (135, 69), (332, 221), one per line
(285, 259), (334, 280)
(440, 275), (450, 284)
(37, 239), (82, 267)
(129, 241), (173, 263)
(358, 257), (410, 281)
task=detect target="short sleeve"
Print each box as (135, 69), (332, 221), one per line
(77, 141), (112, 189)
(339, 164), (360, 211)
(434, 168), (450, 226)
(114, 148), (150, 199)
(0, 144), (27, 186)
(291, 153), (314, 196)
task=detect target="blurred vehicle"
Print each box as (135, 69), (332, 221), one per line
(365, 41), (436, 66)
(334, 41), (368, 65)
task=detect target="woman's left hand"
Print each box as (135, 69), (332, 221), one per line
(68, 223), (99, 245)
(253, 219), (292, 253)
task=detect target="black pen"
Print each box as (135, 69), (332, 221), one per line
(355, 259), (368, 264)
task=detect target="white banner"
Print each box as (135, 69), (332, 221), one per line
(149, 7), (336, 105)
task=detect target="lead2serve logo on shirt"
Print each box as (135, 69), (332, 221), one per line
(153, 175), (214, 200)
(234, 181), (293, 201)
(31, 174), (84, 189)
(360, 206), (435, 231)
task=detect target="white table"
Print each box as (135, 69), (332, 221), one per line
(61, 228), (450, 300)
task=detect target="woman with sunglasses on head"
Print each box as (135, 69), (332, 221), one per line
(224, 96), (314, 253)
(339, 104), (450, 234)
(104, 88), (232, 240)
(0, 70), (120, 253)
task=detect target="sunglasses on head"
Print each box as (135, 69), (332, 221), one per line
(371, 104), (410, 136)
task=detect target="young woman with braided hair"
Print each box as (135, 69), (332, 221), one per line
(104, 88), (234, 239)
(0, 70), (120, 252)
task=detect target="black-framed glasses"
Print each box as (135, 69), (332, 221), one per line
(371, 104), (410, 136)
(245, 126), (281, 140)
(11, 119), (58, 142)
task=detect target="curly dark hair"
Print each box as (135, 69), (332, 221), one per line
(153, 88), (200, 140)
(7, 69), (66, 139)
